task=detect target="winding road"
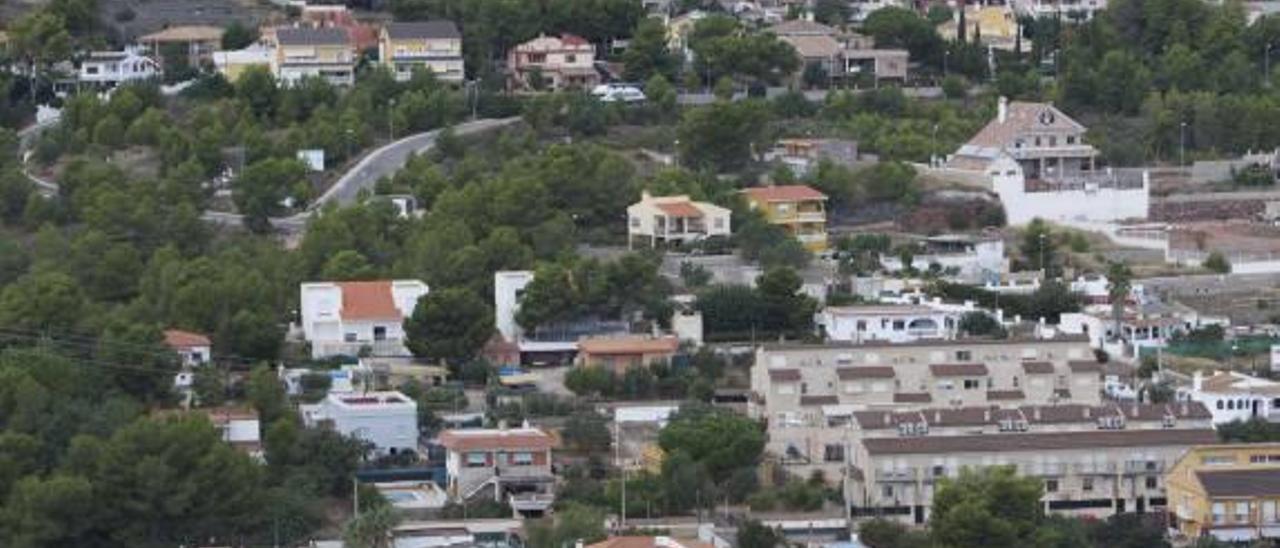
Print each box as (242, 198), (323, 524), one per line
(201, 117), (520, 233)
(16, 116), (519, 234)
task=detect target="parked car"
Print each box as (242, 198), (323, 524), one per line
(592, 83), (645, 103)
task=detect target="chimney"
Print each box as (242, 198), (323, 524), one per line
(998, 96), (1009, 123)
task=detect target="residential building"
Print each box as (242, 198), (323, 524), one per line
(577, 335), (680, 371)
(438, 426), (557, 516)
(818, 304), (959, 344)
(781, 34), (843, 85)
(78, 48), (160, 87)
(302, 391), (418, 455)
(379, 21), (464, 83)
(665, 10), (707, 61)
(741, 184), (829, 252)
(879, 234), (1007, 284)
(750, 337), (1102, 427)
(299, 280), (429, 358)
(164, 329), (211, 367)
(846, 0), (910, 23)
(272, 27), (355, 87)
(1167, 443), (1280, 543)
(627, 191), (732, 249)
(843, 47), (909, 83)
(949, 97), (1149, 225)
(212, 45), (273, 82)
(938, 6), (1019, 50)
(203, 407), (262, 458)
(1013, 0), (1108, 20)
(507, 34), (599, 91)
(494, 271), (535, 343)
(849, 425), (1217, 523)
(1059, 300), (1201, 359)
(1177, 370), (1280, 425)
(766, 138), (861, 177)
(298, 4), (379, 52)
(767, 19), (840, 38)
(588, 536), (715, 548)
(138, 25), (224, 69)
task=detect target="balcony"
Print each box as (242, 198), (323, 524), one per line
(509, 492), (555, 513)
(1029, 463), (1068, 476)
(795, 233), (828, 244)
(1123, 460), (1164, 474)
(876, 469), (915, 482)
(1072, 462), (1118, 475)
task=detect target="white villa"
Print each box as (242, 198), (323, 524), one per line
(1177, 370), (1280, 425)
(299, 280), (429, 358)
(949, 97), (1149, 225)
(627, 191), (731, 248)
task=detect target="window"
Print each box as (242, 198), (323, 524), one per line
(800, 382), (808, 395)
(714, 217), (725, 228)
(344, 332), (357, 342)
(1217, 400), (1225, 410)
(1263, 500), (1277, 523)
(932, 465), (946, 477)
(824, 444), (845, 463)
(856, 320), (867, 331)
(1235, 501), (1251, 523)
(511, 452), (534, 465)
(1049, 136), (1057, 146)
(373, 326), (387, 341)
(1067, 136), (1076, 144)
(565, 54), (576, 63)
(963, 379), (981, 390)
(1013, 376), (1020, 388)
(1045, 480), (1058, 493)
(892, 320), (905, 331)
(1082, 478), (1094, 492)
(465, 452), (488, 467)
(1212, 502), (1226, 524)
(955, 350), (972, 361)
(881, 485), (894, 498)
(1145, 476), (1158, 490)
(527, 53), (547, 63)
(630, 216), (641, 228)
(1228, 400), (1236, 410)
(936, 380), (955, 391)
(1202, 456), (1235, 466)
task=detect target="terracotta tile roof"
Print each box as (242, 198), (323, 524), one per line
(781, 35), (842, 58)
(1196, 468), (1280, 498)
(1020, 404), (1118, 423)
(438, 428), (556, 451)
(894, 392), (932, 403)
(800, 395), (839, 406)
(339, 281), (401, 320)
(164, 329), (211, 349)
(836, 366), (896, 380)
(1068, 360), (1103, 373)
(561, 33), (589, 46)
(1021, 361), (1055, 374)
(930, 363), (989, 377)
(769, 368), (802, 382)
(655, 201), (704, 218)
(578, 336), (679, 355)
(863, 428), (1217, 456)
(987, 390), (1026, 400)
(963, 101), (1086, 150)
(742, 184), (827, 203)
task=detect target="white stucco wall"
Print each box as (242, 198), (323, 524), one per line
(991, 157), (1149, 225)
(495, 271), (535, 341)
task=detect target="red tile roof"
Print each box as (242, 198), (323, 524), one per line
(1068, 360), (1103, 373)
(561, 33), (589, 46)
(894, 392), (932, 403)
(863, 428), (1217, 456)
(438, 428), (556, 451)
(987, 390), (1026, 400)
(339, 281), (401, 320)
(1021, 361), (1055, 374)
(769, 369), (802, 382)
(578, 336), (679, 355)
(742, 184), (827, 203)
(655, 201), (704, 218)
(164, 329), (211, 349)
(836, 366), (896, 380)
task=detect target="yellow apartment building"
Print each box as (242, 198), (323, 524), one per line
(741, 184), (829, 252)
(378, 21), (464, 83)
(1166, 443), (1280, 543)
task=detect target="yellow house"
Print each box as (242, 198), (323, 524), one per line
(741, 184), (829, 252)
(378, 21), (464, 83)
(1166, 443), (1280, 543)
(272, 27), (354, 87)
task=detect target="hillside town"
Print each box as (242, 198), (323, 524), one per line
(5, 0), (1280, 547)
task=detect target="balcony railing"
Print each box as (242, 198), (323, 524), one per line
(1124, 460), (1164, 473)
(875, 469), (915, 482)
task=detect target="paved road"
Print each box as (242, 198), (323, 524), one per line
(200, 117), (520, 233)
(17, 119), (59, 197)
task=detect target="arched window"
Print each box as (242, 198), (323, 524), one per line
(1217, 400), (1224, 410)
(1227, 400), (1235, 410)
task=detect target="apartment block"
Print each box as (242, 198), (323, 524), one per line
(741, 185), (829, 252)
(379, 21), (464, 83)
(750, 337), (1102, 425)
(1167, 444), (1280, 543)
(850, 425), (1216, 524)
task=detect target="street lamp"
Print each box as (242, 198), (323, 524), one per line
(388, 98), (397, 141)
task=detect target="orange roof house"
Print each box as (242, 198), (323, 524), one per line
(577, 335), (679, 371)
(741, 184), (829, 252)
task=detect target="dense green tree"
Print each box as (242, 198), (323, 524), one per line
(0, 271), (86, 333)
(233, 158), (308, 231)
(658, 403), (764, 482)
(247, 365), (287, 424)
(623, 17), (679, 82)
(677, 100), (771, 172)
(343, 505), (400, 548)
(931, 466), (1043, 548)
(737, 519), (784, 548)
(403, 288), (494, 366)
